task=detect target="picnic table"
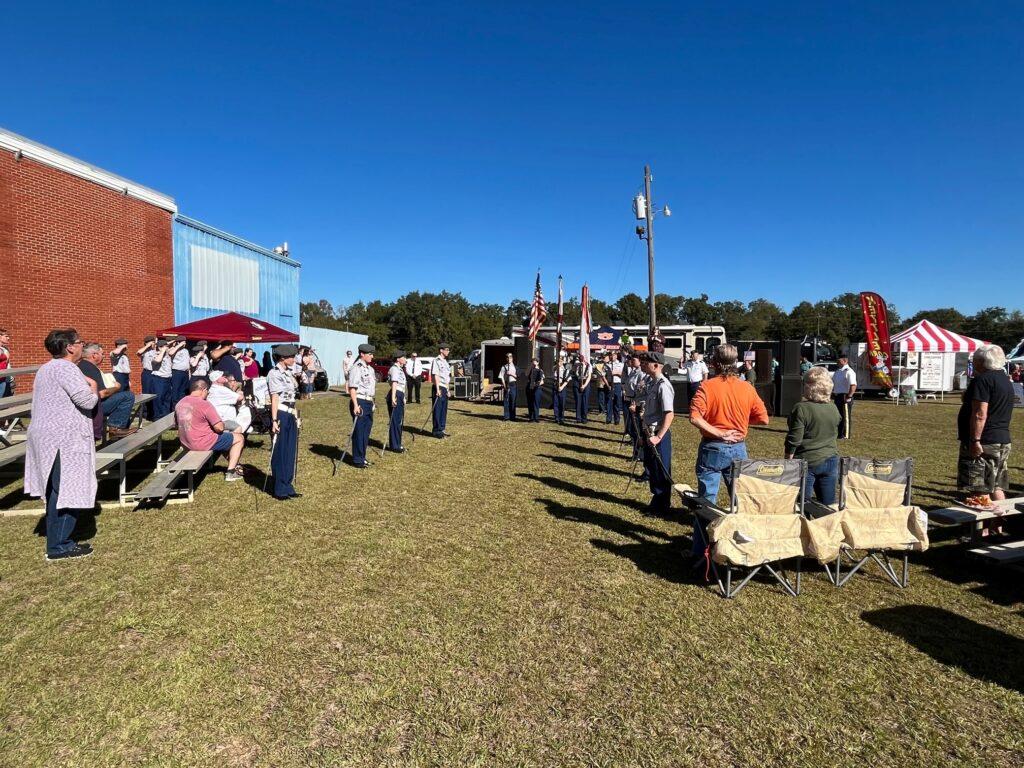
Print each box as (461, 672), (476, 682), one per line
(928, 498), (1022, 544)
(95, 412), (177, 505)
(0, 392), (156, 449)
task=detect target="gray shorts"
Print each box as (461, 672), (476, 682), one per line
(957, 442), (1011, 493)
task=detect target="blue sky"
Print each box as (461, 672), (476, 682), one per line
(3, 1), (1021, 315)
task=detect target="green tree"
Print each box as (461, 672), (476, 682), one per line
(614, 293), (648, 325)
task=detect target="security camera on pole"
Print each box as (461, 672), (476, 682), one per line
(633, 165), (671, 343)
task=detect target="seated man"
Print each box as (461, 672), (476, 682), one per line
(78, 342), (137, 439)
(207, 373), (252, 433)
(175, 379), (244, 482)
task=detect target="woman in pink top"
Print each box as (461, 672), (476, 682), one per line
(24, 329), (99, 561)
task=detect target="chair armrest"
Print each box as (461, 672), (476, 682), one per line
(675, 487), (727, 521)
(805, 500), (838, 519)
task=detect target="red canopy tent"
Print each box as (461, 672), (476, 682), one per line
(154, 312), (299, 343)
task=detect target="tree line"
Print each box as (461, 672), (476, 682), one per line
(301, 292), (1024, 358)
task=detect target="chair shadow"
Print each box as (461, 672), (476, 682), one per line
(590, 537), (694, 584)
(862, 605), (1024, 693)
(537, 454), (632, 478)
(515, 472), (647, 511)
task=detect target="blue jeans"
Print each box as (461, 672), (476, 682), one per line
(805, 455), (839, 505)
(45, 453), (79, 556)
(503, 383), (518, 420)
(694, 440), (749, 556)
(102, 390), (136, 429)
(432, 387), (449, 436)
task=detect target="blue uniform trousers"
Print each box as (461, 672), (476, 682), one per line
(642, 429), (673, 512)
(271, 410), (298, 497)
(387, 391), (405, 449)
(170, 369), (189, 408)
(113, 371), (130, 392)
(141, 369), (153, 419)
(151, 375), (172, 419)
(527, 387), (542, 421)
(432, 386), (449, 436)
(552, 384), (567, 423)
(350, 397), (374, 466)
(503, 383), (518, 420)
(607, 383), (623, 424)
(574, 384), (590, 423)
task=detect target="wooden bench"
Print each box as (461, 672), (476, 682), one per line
(967, 539), (1024, 565)
(135, 449), (216, 505)
(0, 393), (33, 409)
(0, 442), (28, 470)
(95, 413), (177, 505)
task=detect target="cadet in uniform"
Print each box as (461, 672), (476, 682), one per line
(526, 357), (545, 422)
(386, 350), (407, 452)
(190, 341), (210, 384)
(500, 352), (518, 421)
(640, 351), (676, 514)
(111, 338), (131, 392)
(608, 353), (624, 425)
(552, 355), (570, 424)
(347, 343), (376, 468)
(574, 352), (592, 424)
(138, 335), (157, 419)
(150, 339), (175, 419)
(170, 337), (191, 408)
(268, 344), (301, 499)
(431, 342), (451, 438)
(622, 351), (641, 446)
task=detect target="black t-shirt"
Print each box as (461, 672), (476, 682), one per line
(957, 369), (1014, 444)
(213, 354), (243, 382)
(77, 360), (105, 415)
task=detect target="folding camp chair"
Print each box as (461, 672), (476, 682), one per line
(810, 457), (928, 588)
(676, 459), (808, 598)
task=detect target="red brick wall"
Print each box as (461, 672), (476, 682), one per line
(0, 149), (175, 392)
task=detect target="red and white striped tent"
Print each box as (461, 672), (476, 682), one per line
(890, 319), (985, 353)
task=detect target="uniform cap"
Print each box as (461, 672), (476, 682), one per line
(155, 339), (168, 348)
(643, 351), (667, 365)
(438, 341), (450, 350)
(394, 349), (406, 358)
(358, 343), (375, 354)
(273, 344), (299, 359)
(114, 338), (128, 346)
(143, 335), (156, 343)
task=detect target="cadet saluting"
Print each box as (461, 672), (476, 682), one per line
(386, 350), (407, 453)
(431, 342), (451, 438)
(268, 344), (301, 500)
(347, 343), (376, 468)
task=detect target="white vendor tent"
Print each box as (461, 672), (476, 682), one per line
(849, 320), (985, 396)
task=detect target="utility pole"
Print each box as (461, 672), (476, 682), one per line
(644, 165), (656, 340)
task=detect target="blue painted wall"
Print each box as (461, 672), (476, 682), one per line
(172, 214), (300, 358)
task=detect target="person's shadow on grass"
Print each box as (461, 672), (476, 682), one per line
(515, 472), (647, 512)
(862, 605), (1024, 693)
(536, 454), (632, 478)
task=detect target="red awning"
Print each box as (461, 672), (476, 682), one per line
(154, 312), (299, 343)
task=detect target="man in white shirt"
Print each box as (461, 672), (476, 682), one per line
(500, 352), (518, 421)
(683, 351), (709, 401)
(404, 351), (423, 404)
(207, 375), (251, 433)
(831, 355), (858, 439)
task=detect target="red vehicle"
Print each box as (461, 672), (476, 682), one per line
(371, 357), (430, 383)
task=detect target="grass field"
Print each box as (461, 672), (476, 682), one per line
(1, 390), (1022, 767)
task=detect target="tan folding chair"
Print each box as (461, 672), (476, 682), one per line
(677, 458), (807, 598)
(813, 457), (929, 588)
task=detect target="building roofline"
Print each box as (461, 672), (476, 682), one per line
(0, 126), (177, 213)
(174, 214), (301, 267)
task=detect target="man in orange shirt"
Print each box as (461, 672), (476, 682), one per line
(688, 344), (770, 557)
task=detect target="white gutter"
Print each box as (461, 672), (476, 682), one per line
(0, 127), (177, 213)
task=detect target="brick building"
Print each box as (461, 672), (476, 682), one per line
(0, 128), (176, 391)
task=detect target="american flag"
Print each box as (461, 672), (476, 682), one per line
(528, 271), (547, 340)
